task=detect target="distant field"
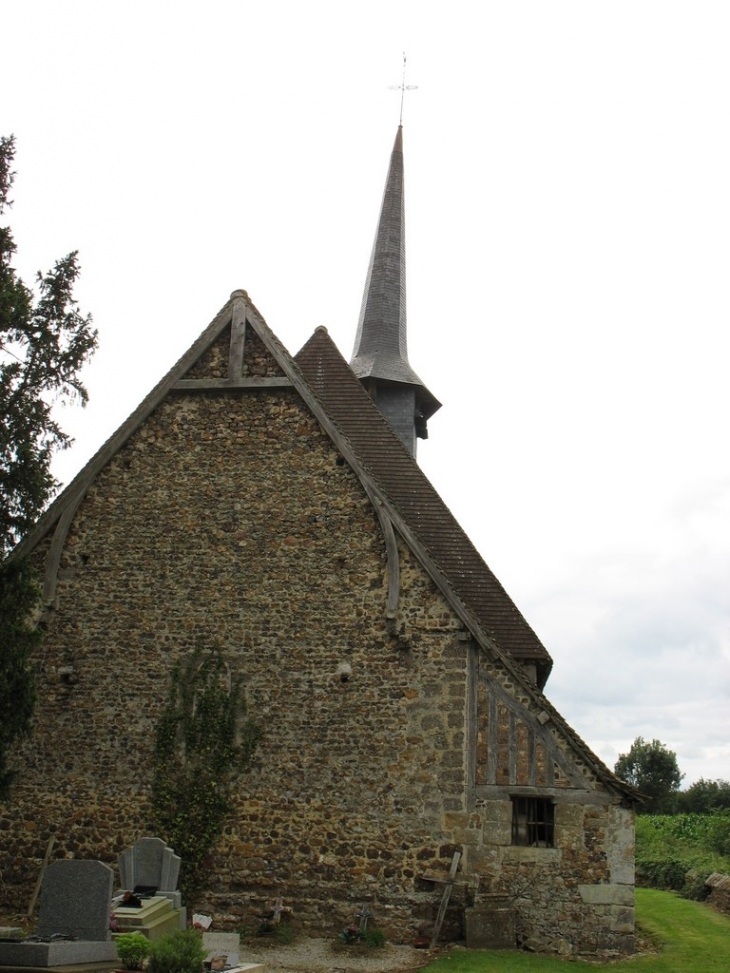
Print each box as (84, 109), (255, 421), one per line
(421, 888), (730, 973)
(635, 813), (730, 895)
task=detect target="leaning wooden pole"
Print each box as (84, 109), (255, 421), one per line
(430, 851), (461, 949)
(27, 836), (55, 918)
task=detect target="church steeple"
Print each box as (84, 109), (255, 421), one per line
(350, 126), (440, 457)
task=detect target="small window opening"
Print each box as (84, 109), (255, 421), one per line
(511, 797), (554, 847)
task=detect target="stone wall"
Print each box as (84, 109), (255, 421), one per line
(0, 331), (635, 953)
(1, 350), (467, 938)
(706, 873), (730, 915)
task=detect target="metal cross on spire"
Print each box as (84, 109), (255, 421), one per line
(388, 52), (418, 125)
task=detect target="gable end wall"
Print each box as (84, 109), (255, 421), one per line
(1, 331), (634, 954)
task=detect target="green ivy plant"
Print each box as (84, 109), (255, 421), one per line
(150, 644), (261, 898)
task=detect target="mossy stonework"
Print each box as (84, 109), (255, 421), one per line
(0, 304), (636, 956)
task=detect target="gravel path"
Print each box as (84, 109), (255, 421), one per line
(236, 936), (437, 973)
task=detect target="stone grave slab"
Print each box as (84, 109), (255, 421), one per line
(203, 931), (240, 969)
(0, 860), (118, 967)
(0, 938), (119, 967)
(113, 895), (183, 940)
(465, 903), (516, 949)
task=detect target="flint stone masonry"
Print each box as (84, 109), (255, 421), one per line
(0, 326), (637, 955)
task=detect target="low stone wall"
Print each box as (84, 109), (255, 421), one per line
(706, 873), (730, 915)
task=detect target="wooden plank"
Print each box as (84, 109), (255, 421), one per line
(28, 836), (55, 917)
(487, 694), (497, 785)
(419, 870), (464, 885)
(173, 377), (292, 390)
(228, 303), (247, 380)
(474, 784), (603, 804)
(508, 710), (517, 784)
(430, 851), (460, 949)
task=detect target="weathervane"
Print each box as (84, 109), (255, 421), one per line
(388, 52), (418, 125)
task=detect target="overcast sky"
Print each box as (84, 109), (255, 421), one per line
(3, 1), (728, 787)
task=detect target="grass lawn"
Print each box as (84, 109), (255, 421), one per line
(420, 888), (730, 972)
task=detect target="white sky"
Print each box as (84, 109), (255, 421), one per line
(3, 1), (728, 787)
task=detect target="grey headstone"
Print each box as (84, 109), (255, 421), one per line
(160, 847), (181, 890)
(129, 837), (166, 888)
(118, 847), (133, 889)
(36, 860), (113, 942)
(119, 837), (180, 891)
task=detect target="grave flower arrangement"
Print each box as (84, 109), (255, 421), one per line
(338, 924), (362, 945)
(337, 924), (386, 948)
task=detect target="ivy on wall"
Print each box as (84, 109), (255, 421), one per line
(150, 644), (261, 897)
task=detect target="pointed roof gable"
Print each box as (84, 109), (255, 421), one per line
(11, 290), (634, 799)
(350, 127), (440, 423)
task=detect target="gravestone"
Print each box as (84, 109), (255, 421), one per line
(116, 836), (185, 930)
(465, 899), (516, 950)
(203, 931), (240, 969)
(0, 860), (118, 967)
(37, 859), (113, 941)
(118, 836), (181, 894)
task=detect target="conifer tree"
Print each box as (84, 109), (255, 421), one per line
(0, 134), (97, 798)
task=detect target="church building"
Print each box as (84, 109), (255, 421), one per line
(2, 126), (638, 955)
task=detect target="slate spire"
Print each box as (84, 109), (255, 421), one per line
(350, 126), (440, 457)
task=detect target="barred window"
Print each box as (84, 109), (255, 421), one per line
(511, 797), (554, 847)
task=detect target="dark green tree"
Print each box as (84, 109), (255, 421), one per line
(676, 778), (730, 815)
(0, 134), (96, 799)
(1, 135), (97, 554)
(615, 736), (684, 814)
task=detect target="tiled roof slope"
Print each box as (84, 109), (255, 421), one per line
(296, 326), (554, 688)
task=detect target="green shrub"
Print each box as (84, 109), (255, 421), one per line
(682, 868), (711, 901)
(337, 924), (385, 948)
(255, 920), (295, 944)
(364, 927), (386, 948)
(147, 929), (206, 973)
(115, 932), (151, 971)
(636, 857), (689, 891)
